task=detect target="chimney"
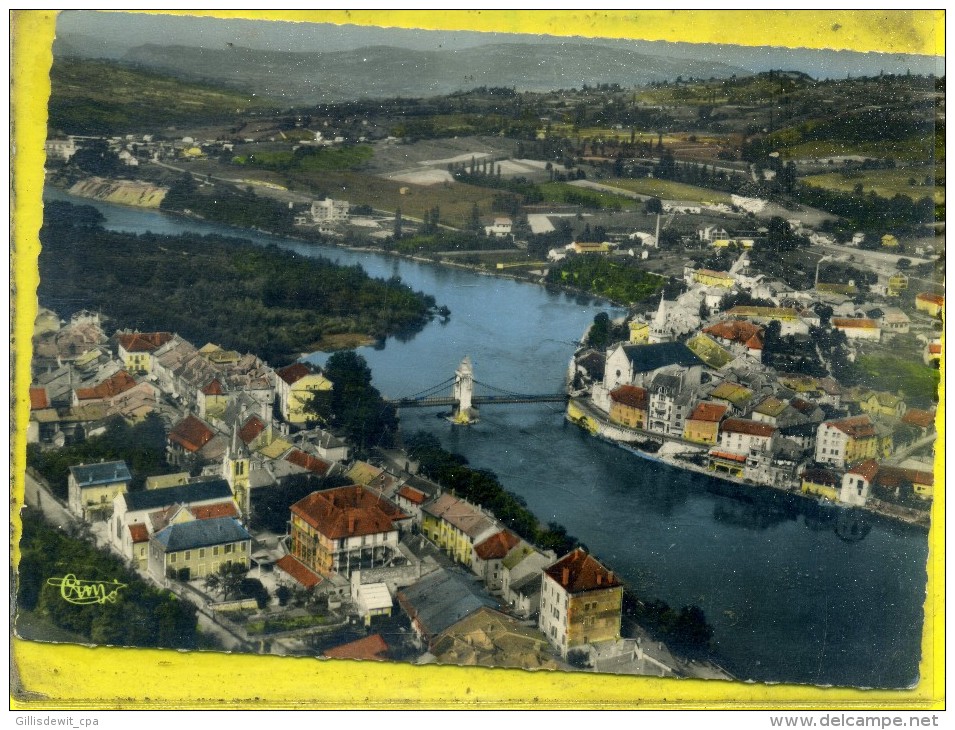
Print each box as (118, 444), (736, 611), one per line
(562, 567), (570, 586)
(348, 515), (356, 533)
(597, 574), (603, 586)
(608, 571), (614, 585)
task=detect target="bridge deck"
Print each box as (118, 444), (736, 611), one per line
(389, 394), (568, 408)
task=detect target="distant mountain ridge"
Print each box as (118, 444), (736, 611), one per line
(111, 41), (754, 104)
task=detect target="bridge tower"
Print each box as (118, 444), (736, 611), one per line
(450, 355), (480, 425)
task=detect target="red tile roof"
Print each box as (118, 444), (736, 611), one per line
(29, 387), (49, 410)
(721, 418), (775, 438)
(801, 467), (838, 487)
(238, 415), (266, 445)
(474, 530), (521, 561)
(544, 548), (622, 594)
(201, 378), (226, 396)
(902, 409), (936, 430)
(790, 398), (816, 415)
(688, 402), (727, 423)
(190, 502), (240, 520)
(276, 362), (312, 386)
(276, 554), (323, 588)
(847, 459), (879, 481)
(168, 415), (216, 453)
(928, 343), (942, 355)
(827, 416), (876, 439)
(916, 292), (944, 306)
(876, 465), (934, 489)
(291, 485), (407, 540)
(128, 523), (150, 543)
(704, 320), (764, 349)
(709, 450), (747, 463)
(285, 449), (332, 477)
(117, 332), (173, 353)
(610, 385), (648, 410)
(832, 318), (879, 330)
(323, 634), (389, 661)
(397, 485), (428, 505)
(75, 370), (137, 401)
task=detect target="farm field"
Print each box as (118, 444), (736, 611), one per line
(782, 136), (941, 164)
(284, 169), (500, 227)
(801, 168), (943, 204)
(539, 182), (639, 210)
(601, 178), (734, 204)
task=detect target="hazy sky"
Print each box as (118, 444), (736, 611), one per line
(55, 10), (943, 79)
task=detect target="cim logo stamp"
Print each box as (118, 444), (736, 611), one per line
(46, 574), (127, 605)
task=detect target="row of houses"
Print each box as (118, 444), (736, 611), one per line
(276, 476), (624, 660)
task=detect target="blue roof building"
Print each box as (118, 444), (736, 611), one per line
(67, 460), (132, 519)
(148, 516), (252, 581)
(397, 569), (498, 646)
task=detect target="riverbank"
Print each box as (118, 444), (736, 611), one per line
(566, 396), (931, 530)
(51, 176), (633, 311)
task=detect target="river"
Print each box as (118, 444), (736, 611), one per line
(42, 188), (930, 689)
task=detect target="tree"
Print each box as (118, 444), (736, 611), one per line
(644, 197), (663, 215)
(896, 258), (912, 270)
(204, 563), (248, 601)
(393, 207), (403, 240)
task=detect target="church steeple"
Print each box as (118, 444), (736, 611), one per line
(223, 422), (251, 518)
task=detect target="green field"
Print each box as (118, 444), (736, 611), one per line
(48, 59), (274, 135)
(849, 355), (940, 408)
(539, 182), (637, 210)
(234, 145), (374, 173)
(781, 136), (941, 164)
(802, 168), (943, 204)
(602, 178), (733, 204)
(286, 170), (500, 228)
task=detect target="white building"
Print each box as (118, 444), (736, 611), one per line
(311, 198), (350, 223)
(484, 217), (513, 238)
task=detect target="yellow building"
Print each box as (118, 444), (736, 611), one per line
(422, 494), (498, 567)
(859, 391), (906, 419)
(712, 238), (754, 249)
(628, 321), (650, 344)
(290, 486), (405, 578)
(116, 331), (174, 374)
(68, 461), (132, 520)
(915, 293), (944, 317)
(148, 516), (251, 581)
(275, 362), (334, 424)
(684, 402), (728, 445)
(887, 273), (909, 297)
(800, 468), (840, 501)
(693, 268), (735, 288)
(571, 241), (611, 254)
(539, 548), (623, 658)
(608, 385), (648, 429)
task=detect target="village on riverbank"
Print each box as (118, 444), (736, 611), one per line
(20, 24), (943, 688)
(23, 304), (731, 679)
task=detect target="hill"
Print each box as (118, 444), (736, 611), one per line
(119, 41), (752, 104)
(48, 58), (276, 136)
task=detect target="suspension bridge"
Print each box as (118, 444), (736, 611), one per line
(385, 356), (568, 424)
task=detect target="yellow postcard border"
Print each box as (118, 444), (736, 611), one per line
(10, 9), (945, 710)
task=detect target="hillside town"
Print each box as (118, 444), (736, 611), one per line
(26, 310), (728, 678)
(565, 232), (939, 526)
(19, 15), (943, 694)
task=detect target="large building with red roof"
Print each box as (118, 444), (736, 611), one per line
(815, 415), (878, 470)
(116, 331), (174, 373)
(471, 529), (521, 595)
(683, 401), (728, 445)
(539, 548), (623, 658)
(608, 385), (648, 430)
(289, 485), (407, 578)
